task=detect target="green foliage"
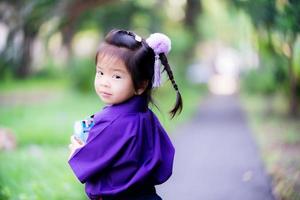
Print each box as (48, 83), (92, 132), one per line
(242, 55), (288, 95)
(78, 1), (162, 34)
(167, 27), (194, 55)
(152, 81), (207, 128)
(33, 59), (65, 79)
(294, 40), (300, 76)
(231, 0), (300, 116)
(242, 68), (276, 95)
(231, 0), (276, 30)
(0, 58), (13, 81)
(21, 0), (59, 34)
(275, 0), (300, 34)
(69, 58), (95, 93)
(0, 0), (62, 78)
(79, 1), (135, 33)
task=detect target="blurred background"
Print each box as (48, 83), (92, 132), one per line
(0, 0), (299, 199)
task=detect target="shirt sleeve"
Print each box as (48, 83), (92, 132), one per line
(68, 115), (138, 183)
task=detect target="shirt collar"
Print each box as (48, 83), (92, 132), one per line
(94, 95), (148, 122)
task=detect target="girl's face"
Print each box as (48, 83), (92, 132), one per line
(94, 54), (136, 105)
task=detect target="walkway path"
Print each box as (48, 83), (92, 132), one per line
(157, 94), (275, 200)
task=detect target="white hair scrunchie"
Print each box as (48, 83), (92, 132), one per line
(146, 33), (172, 88)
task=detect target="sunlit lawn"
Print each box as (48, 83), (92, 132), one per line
(0, 147), (85, 200)
(0, 78), (205, 200)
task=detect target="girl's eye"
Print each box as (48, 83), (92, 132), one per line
(112, 74), (122, 79)
(96, 70), (104, 76)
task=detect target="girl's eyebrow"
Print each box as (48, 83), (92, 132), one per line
(96, 66), (126, 73)
(111, 68), (126, 73)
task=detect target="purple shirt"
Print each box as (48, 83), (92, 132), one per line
(68, 95), (175, 199)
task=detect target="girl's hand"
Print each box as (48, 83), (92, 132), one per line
(68, 135), (84, 159)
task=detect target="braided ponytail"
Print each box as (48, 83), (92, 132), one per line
(145, 32), (183, 118)
(159, 53), (183, 118)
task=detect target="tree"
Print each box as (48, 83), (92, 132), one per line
(183, 0), (202, 61)
(0, 0), (59, 78)
(230, 0), (300, 117)
(0, 0), (118, 78)
(275, 0), (300, 117)
(60, 0), (116, 51)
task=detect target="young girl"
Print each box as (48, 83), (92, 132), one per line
(68, 29), (182, 200)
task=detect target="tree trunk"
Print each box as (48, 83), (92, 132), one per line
(183, 0), (202, 63)
(288, 38), (298, 117)
(61, 0), (116, 51)
(184, 0), (202, 32)
(15, 27), (36, 78)
(266, 27), (276, 55)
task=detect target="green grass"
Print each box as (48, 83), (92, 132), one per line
(0, 90), (102, 146)
(0, 77), (68, 92)
(240, 92), (300, 200)
(0, 147), (86, 200)
(0, 78), (205, 199)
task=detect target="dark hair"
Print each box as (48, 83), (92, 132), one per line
(95, 29), (182, 118)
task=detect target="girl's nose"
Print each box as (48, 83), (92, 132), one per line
(99, 76), (110, 87)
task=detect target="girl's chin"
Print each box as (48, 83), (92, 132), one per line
(100, 97), (113, 104)
(98, 94), (134, 105)
(99, 97), (119, 105)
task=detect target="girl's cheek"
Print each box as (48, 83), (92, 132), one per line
(94, 77), (100, 86)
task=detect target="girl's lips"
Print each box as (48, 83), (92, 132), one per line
(100, 91), (112, 97)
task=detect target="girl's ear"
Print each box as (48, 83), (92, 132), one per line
(136, 80), (149, 95)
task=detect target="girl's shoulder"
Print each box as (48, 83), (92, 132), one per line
(111, 111), (148, 129)
(107, 109), (158, 132)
